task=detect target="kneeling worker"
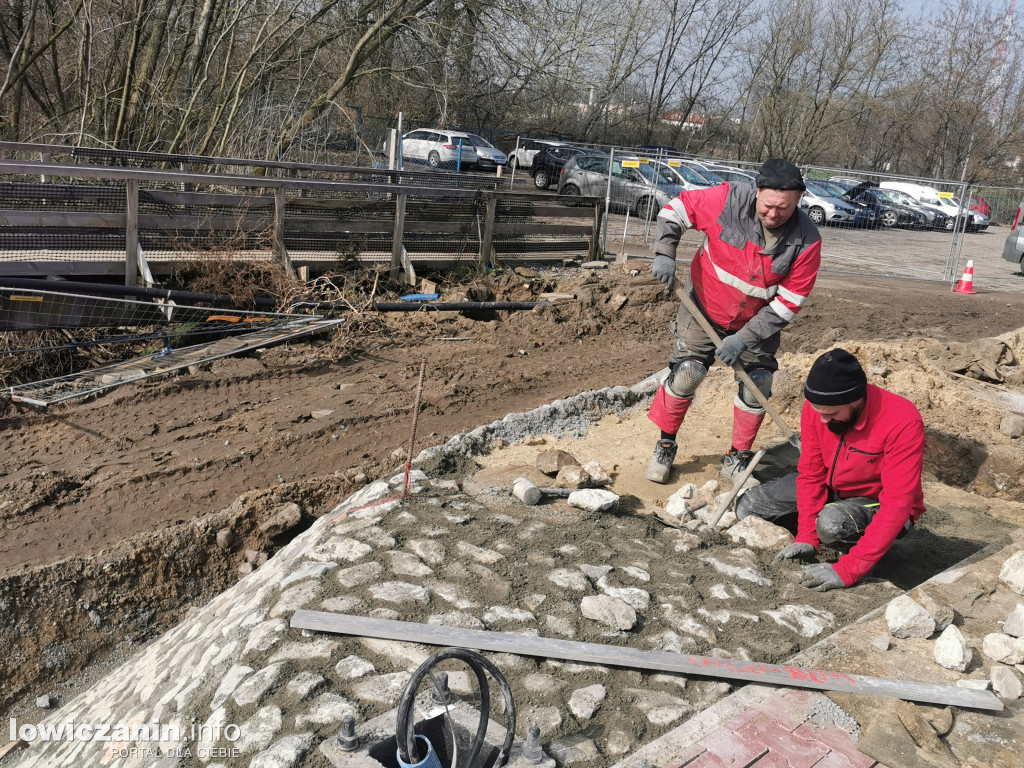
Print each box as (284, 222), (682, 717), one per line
(737, 348), (925, 590)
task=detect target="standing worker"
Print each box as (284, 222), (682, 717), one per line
(647, 158), (822, 484)
(738, 349), (925, 590)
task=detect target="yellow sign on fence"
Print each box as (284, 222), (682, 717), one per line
(621, 160), (640, 168)
(667, 160), (682, 167)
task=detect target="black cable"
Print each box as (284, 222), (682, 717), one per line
(395, 647), (516, 768)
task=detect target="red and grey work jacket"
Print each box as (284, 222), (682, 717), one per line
(795, 384), (926, 586)
(654, 182), (821, 344)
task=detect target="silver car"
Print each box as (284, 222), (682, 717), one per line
(464, 134), (508, 170)
(557, 155), (682, 219)
(801, 180), (865, 226)
(1002, 202), (1024, 268)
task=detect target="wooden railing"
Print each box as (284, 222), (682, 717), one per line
(0, 153), (602, 283)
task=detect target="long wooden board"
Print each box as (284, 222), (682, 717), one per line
(291, 611), (1003, 711)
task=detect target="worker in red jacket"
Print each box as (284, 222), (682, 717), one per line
(736, 348), (926, 590)
(647, 158), (821, 484)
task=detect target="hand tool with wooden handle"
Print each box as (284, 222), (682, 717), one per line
(707, 449), (765, 528)
(674, 285), (801, 450)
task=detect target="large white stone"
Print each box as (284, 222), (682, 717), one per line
(548, 568), (590, 591)
(387, 551), (434, 577)
(294, 693), (358, 727)
(885, 595), (936, 639)
(567, 489), (619, 512)
(352, 671), (413, 705)
(1003, 604), (1024, 637)
(568, 684), (606, 719)
(334, 655), (376, 681)
(725, 516), (794, 549)
(335, 561), (384, 587)
(700, 553), (772, 587)
(235, 706), (283, 753)
(368, 581), (429, 604)
(234, 664), (284, 707)
(596, 575), (650, 612)
(268, 639), (337, 665)
(279, 560), (337, 589)
(307, 537), (372, 563)
(764, 604), (835, 638)
(484, 606), (536, 624)
(580, 595), (637, 630)
(457, 541), (505, 564)
(249, 733), (314, 768)
(991, 666), (1023, 699)
(999, 551), (1024, 595)
(210, 665), (253, 710)
(407, 539), (446, 564)
(268, 581), (323, 619)
(982, 632), (1024, 664)
(934, 625), (972, 671)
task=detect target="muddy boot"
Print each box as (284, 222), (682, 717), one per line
(645, 439), (678, 484)
(721, 448), (755, 482)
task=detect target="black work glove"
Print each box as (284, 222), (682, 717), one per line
(652, 255), (676, 290)
(775, 542), (816, 561)
(715, 335), (747, 366)
(798, 563), (846, 591)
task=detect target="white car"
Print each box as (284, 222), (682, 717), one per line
(509, 138), (566, 171)
(399, 129), (477, 169)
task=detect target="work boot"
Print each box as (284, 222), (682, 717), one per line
(721, 447), (755, 482)
(645, 439), (678, 484)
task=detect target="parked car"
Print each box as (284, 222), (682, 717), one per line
(952, 196), (988, 231)
(817, 181), (877, 226)
(881, 187), (951, 230)
(653, 159), (720, 190)
(1001, 201), (1024, 268)
(531, 145), (595, 189)
(509, 138), (566, 171)
(879, 181), (968, 232)
(679, 160), (725, 186)
(800, 180), (863, 226)
(703, 165), (757, 186)
(399, 129), (476, 169)
(557, 155), (682, 219)
(844, 181), (926, 228)
(464, 134), (507, 170)
(970, 194), (991, 218)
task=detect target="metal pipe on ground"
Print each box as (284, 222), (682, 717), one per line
(0, 277), (278, 308)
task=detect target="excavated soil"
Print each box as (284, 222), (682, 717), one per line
(2, 264), (1024, 724)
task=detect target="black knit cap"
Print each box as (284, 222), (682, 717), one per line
(804, 348), (868, 406)
(755, 158), (806, 191)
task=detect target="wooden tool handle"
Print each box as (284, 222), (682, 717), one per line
(674, 286), (798, 443)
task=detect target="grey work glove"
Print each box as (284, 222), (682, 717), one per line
(715, 335), (747, 366)
(652, 255), (676, 290)
(798, 563), (846, 591)
(775, 542), (816, 561)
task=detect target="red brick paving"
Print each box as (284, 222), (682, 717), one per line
(668, 689), (878, 768)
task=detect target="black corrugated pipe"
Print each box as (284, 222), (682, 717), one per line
(0, 277), (279, 308)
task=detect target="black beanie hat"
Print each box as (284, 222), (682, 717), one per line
(755, 158), (806, 191)
(804, 348), (868, 405)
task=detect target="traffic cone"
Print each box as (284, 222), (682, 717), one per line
(954, 260), (977, 294)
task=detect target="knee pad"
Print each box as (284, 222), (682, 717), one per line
(737, 367), (773, 413)
(667, 358), (707, 398)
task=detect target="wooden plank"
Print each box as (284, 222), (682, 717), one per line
(391, 192), (408, 275)
(290, 611), (1003, 712)
(480, 193), (497, 268)
(492, 223), (593, 236)
(0, 210), (125, 227)
(140, 188), (273, 209)
(137, 213), (272, 230)
(515, 205), (599, 219)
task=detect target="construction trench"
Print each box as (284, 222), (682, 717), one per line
(2, 326), (1024, 768)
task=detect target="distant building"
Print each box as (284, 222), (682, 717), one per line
(659, 112), (710, 131)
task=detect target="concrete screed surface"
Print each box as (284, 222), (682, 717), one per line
(4, 370), (1023, 768)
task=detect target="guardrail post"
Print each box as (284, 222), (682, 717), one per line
(40, 152), (51, 183)
(590, 201), (601, 261)
(390, 191), (408, 278)
(125, 179), (139, 286)
(479, 191), (498, 269)
(274, 187), (296, 278)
